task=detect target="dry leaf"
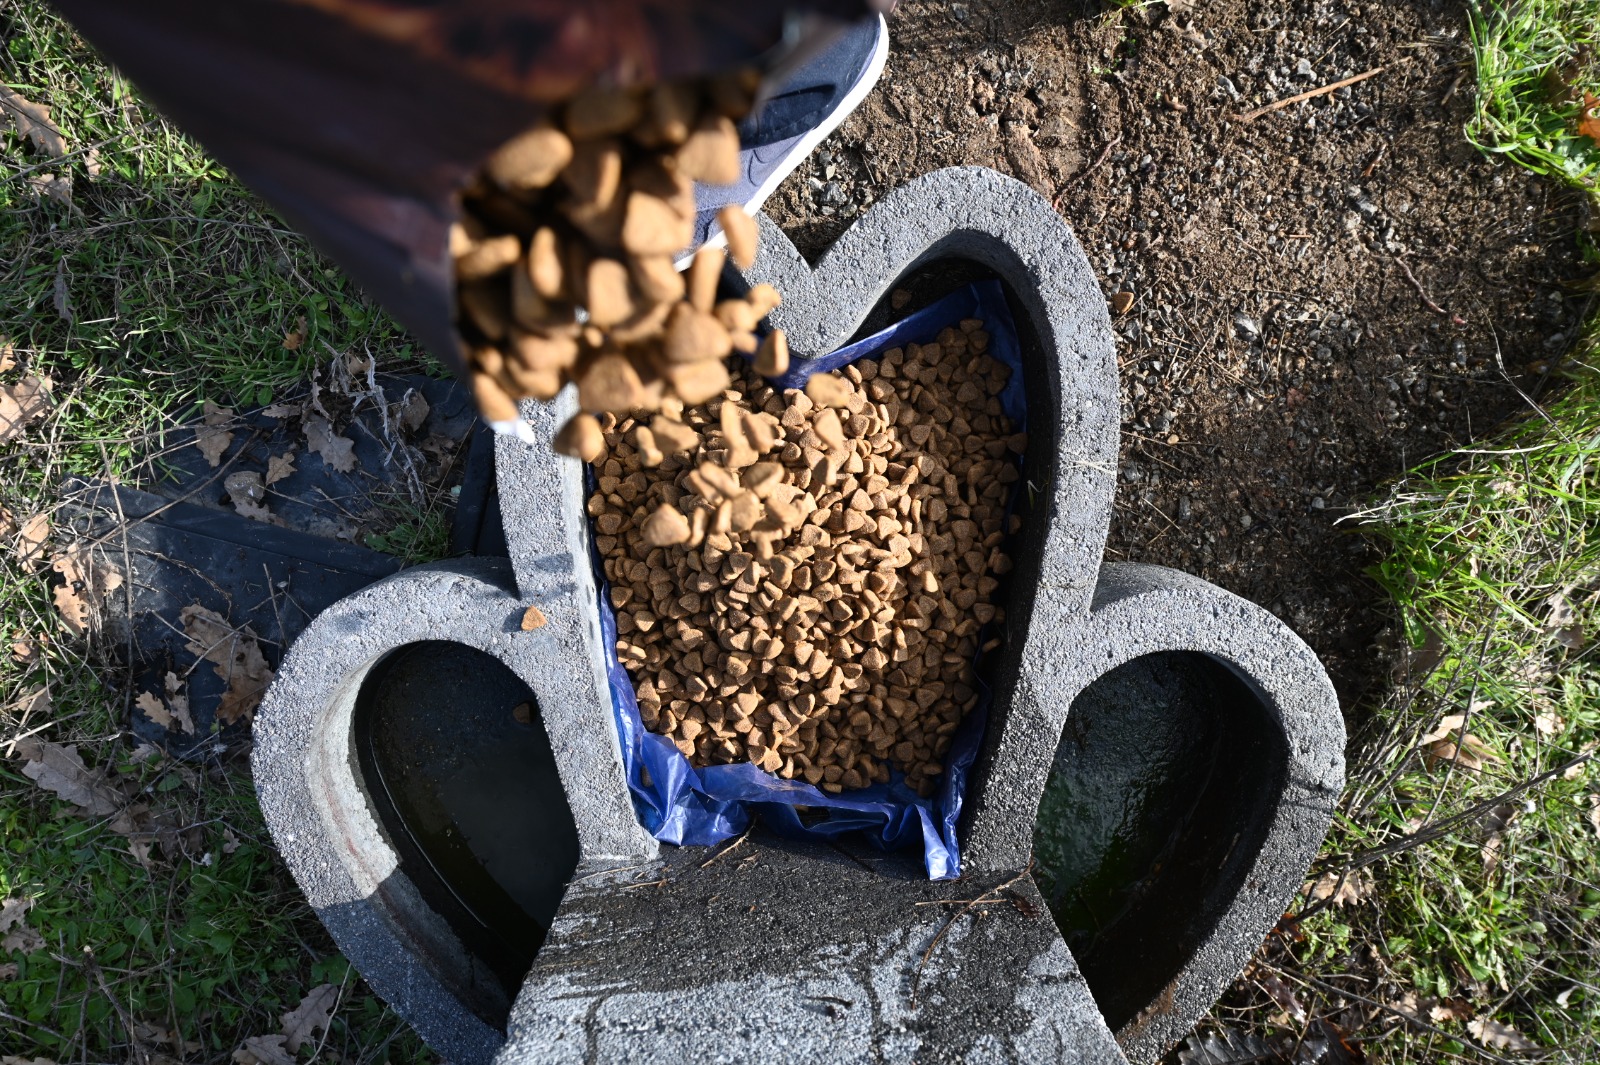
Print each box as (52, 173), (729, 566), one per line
(3, 1056), (62, 1065)
(224, 471), (280, 525)
(135, 691), (172, 730)
(0, 375), (53, 443)
(1430, 998), (1474, 1024)
(1425, 736), (1497, 772)
(27, 173), (72, 208)
(194, 426), (233, 467)
(0, 339), (13, 373)
(1467, 1015), (1539, 1051)
(49, 544), (122, 635)
(232, 1035), (294, 1065)
(9, 638), (37, 665)
(1534, 710), (1564, 735)
(223, 826), (242, 854)
(83, 146), (101, 180)
(281, 315), (308, 351)
(1307, 867), (1372, 908)
(1589, 795), (1600, 840)
(13, 512), (48, 564)
(180, 605), (274, 724)
(265, 451), (297, 486)
(0, 85), (68, 158)
(164, 671), (195, 734)
(303, 416), (357, 473)
(52, 261), (72, 322)
(521, 605), (548, 631)
(15, 738), (123, 815)
(0, 925), (44, 955)
(0, 897), (32, 934)
(0, 962), (17, 980)
(260, 401), (303, 420)
(1543, 591), (1585, 651)
(1418, 713), (1466, 746)
(281, 983), (338, 1053)
(1578, 92), (1600, 146)
(396, 389), (430, 433)
(10, 688), (51, 727)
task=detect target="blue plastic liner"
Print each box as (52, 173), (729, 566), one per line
(590, 280), (1026, 880)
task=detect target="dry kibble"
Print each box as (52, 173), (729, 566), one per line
(804, 373), (851, 408)
(754, 330), (789, 377)
(642, 503), (691, 546)
(718, 204), (758, 269)
(589, 325), (1019, 796)
(675, 113), (742, 185)
(455, 69), (766, 453)
(553, 412), (605, 461)
(486, 124), (573, 191)
(564, 85), (643, 139)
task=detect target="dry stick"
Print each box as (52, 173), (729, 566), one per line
(1394, 254), (1448, 316)
(699, 823), (754, 869)
(911, 861), (1033, 1004)
(1236, 66), (1387, 122)
(1052, 135), (1122, 210)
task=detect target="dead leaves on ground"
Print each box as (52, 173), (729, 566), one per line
(1418, 713), (1499, 772)
(1467, 1014), (1540, 1052)
(1577, 92), (1600, 147)
(302, 414), (357, 473)
(224, 470), (282, 525)
(1, 896), (44, 956)
(136, 672), (195, 735)
(194, 401), (235, 468)
(48, 543), (123, 635)
(16, 736), (123, 816)
(0, 374), (53, 443)
(1305, 867), (1373, 909)
(3, 507), (49, 564)
(180, 604), (274, 724)
(234, 984), (339, 1063)
(0, 85), (66, 158)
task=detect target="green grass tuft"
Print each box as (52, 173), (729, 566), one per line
(1466, 0), (1600, 195)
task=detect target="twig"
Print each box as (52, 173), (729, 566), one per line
(569, 862), (649, 885)
(623, 878), (668, 890)
(1052, 135), (1121, 210)
(1236, 66), (1387, 121)
(699, 824), (753, 869)
(1393, 255), (1448, 316)
(911, 862), (1032, 1004)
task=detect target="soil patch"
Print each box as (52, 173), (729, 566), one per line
(763, 0), (1593, 708)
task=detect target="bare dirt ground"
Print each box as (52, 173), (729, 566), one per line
(764, 0), (1593, 712)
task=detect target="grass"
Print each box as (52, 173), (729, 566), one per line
(2, 1), (438, 1060)
(1186, 2), (1600, 1060)
(1466, 0), (1600, 196)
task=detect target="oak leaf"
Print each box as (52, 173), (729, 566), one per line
(281, 983), (338, 1052)
(15, 737), (123, 816)
(232, 1036), (294, 1065)
(180, 605), (274, 724)
(0, 375), (53, 443)
(1578, 92), (1600, 146)
(1467, 1015), (1538, 1051)
(265, 451), (297, 485)
(0, 85), (68, 158)
(303, 415), (358, 473)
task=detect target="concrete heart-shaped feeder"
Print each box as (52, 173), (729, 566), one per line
(254, 167), (1343, 1064)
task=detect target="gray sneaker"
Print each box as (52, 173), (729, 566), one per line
(680, 14), (890, 265)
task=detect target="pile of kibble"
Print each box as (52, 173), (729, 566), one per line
(587, 321), (1023, 796)
(450, 71), (792, 458)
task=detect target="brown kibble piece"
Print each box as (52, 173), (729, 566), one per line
(578, 354), (646, 413)
(754, 330), (789, 377)
(651, 416), (699, 453)
(529, 227), (565, 299)
(585, 258), (635, 327)
(454, 233), (522, 282)
(634, 425), (665, 467)
(562, 139), (623, 209)
(521, 605), (548, 631)
(642, 503), (691, 546)
(667, 359), (732, 405)
(663, 303), (734, 364)
(805, 373), (851, 408)
(686, 246), (725, 313)
(622, 192), (693, 257)
(472, 371), (519, 423)
(553, 412), (605, 461)
(675, 114), (742, 185)
(718, 204), (758, 269)
(631, 254), (686, 305)
(639, 82), (699, 147)
(486, 124), (574, 191)
(564, 86), (643, 139)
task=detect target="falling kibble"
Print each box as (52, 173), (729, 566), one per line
(589, 318), (1020, 796)
(520, 605), (548, 631)
(453, 69), (788, 457)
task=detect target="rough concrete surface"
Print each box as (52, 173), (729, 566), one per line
(254, 167), (1344, 1065)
